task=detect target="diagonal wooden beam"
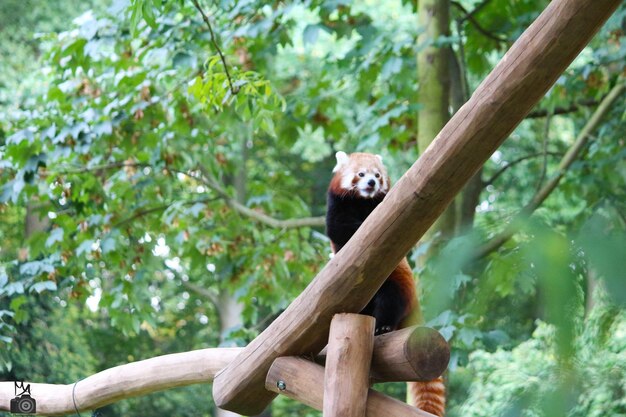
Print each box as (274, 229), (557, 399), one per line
(212, 0), (622, 414)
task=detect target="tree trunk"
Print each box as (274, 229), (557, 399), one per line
(215, 125), (250, 417)
(413, 1), (452, 411)
(417, 0), (455, 242)
(449, 34), (482, 232)
(25, 201), (49, 238)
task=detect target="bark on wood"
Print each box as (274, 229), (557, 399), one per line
(265, 357), (436, 417)
(323, 314), (375, 417)
(0, 348), (240, 416)
(317, 326), (450, 383)
(371, 326), (449, 382)
(212, 1), (621, 414)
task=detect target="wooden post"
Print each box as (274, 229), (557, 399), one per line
(266, 357), (436, 417)
(212, 0), (621, 413)
(323, 314), (375, 417)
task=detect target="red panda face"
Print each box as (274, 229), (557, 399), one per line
(331, 151), (390, 198)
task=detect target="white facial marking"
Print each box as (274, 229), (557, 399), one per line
(356, 170), (380, 198)
(333, 151), (349, 173)
(340, 170), (354, 190)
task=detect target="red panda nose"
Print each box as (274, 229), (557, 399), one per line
(367, 179), (376, 187)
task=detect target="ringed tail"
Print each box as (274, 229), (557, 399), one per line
(409, 377), (446, 417)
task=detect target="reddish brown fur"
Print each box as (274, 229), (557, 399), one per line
(388, 258), (417, 318)
(328, 173), (347, 196)
(409, 377), (446, 416)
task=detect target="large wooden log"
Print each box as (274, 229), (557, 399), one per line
(266, 357), (436, 417)
(371, 326), (449, 382)
(212, 0), (622, 413)
(317, 326), (450, 383)
(213, 0), (621, 415)
(0, 348), (240, 416)
(323, 314), (375, 417)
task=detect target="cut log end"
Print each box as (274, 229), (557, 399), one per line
(407, 327), (450, 381)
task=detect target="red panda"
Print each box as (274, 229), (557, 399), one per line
(326, 151), (446, 416)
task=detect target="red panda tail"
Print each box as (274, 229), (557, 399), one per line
(408, 377), (446, 417)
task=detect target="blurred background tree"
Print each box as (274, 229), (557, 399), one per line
(0, 0), (624, 416)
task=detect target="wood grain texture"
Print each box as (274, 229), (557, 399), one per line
(371, 326), (449, 382)
(317, 326), (450, 383)
(209, 0), (621, 413)
(0, 348), (240, 416)
(266, 357), (436, 417)
(323, 314), (375, 417)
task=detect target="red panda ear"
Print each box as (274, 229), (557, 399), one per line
(333, 151), (349, 173)
(376, 154), (383, 163)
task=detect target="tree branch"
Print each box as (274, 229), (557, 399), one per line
(54, 161), (151, 175)
(195, 165), (325, 229)
(113, 197), (218, 228)
(526, 97), (602, 118)
(190, 0), (239, 95)
(451, 1), (509, 44)
(459, 0), (493, 23)
(473, 83), (626, 259)
(484, 151), (562, 186)
(182, 280), (219, 305)
(54, 161), (324, 229)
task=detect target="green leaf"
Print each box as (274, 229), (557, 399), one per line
(46, 228), (64, 248)
(381, 56), (402, 78)
(173, 52), (197, 69)
(142, 0), (157, 28)
(76, 240), (95, 256)
(303, 24), (321, 46)
(30, 281), (58, 294)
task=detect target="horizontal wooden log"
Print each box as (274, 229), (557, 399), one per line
(317, 326), (449, 383)
(371, 326), (449, 382)
(266, 357), (436, 417)
(323, 314), (375, 417)
(0, 348), (240, 416)
(212, 0), (621, 413)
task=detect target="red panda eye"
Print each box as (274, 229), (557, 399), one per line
(358, 172), (365, 177)
(375, 173), (380, 178)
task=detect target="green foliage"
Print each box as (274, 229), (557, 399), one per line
(0, 296), (97, 383)
(450, 297), (626, 417)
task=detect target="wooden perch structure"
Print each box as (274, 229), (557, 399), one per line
(1, 0), (620, 415)
(0, 326), (448, 415)
(265, 357), (436, 417)
(317, 325), (450, 383)
(212, 0), (622, 413)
